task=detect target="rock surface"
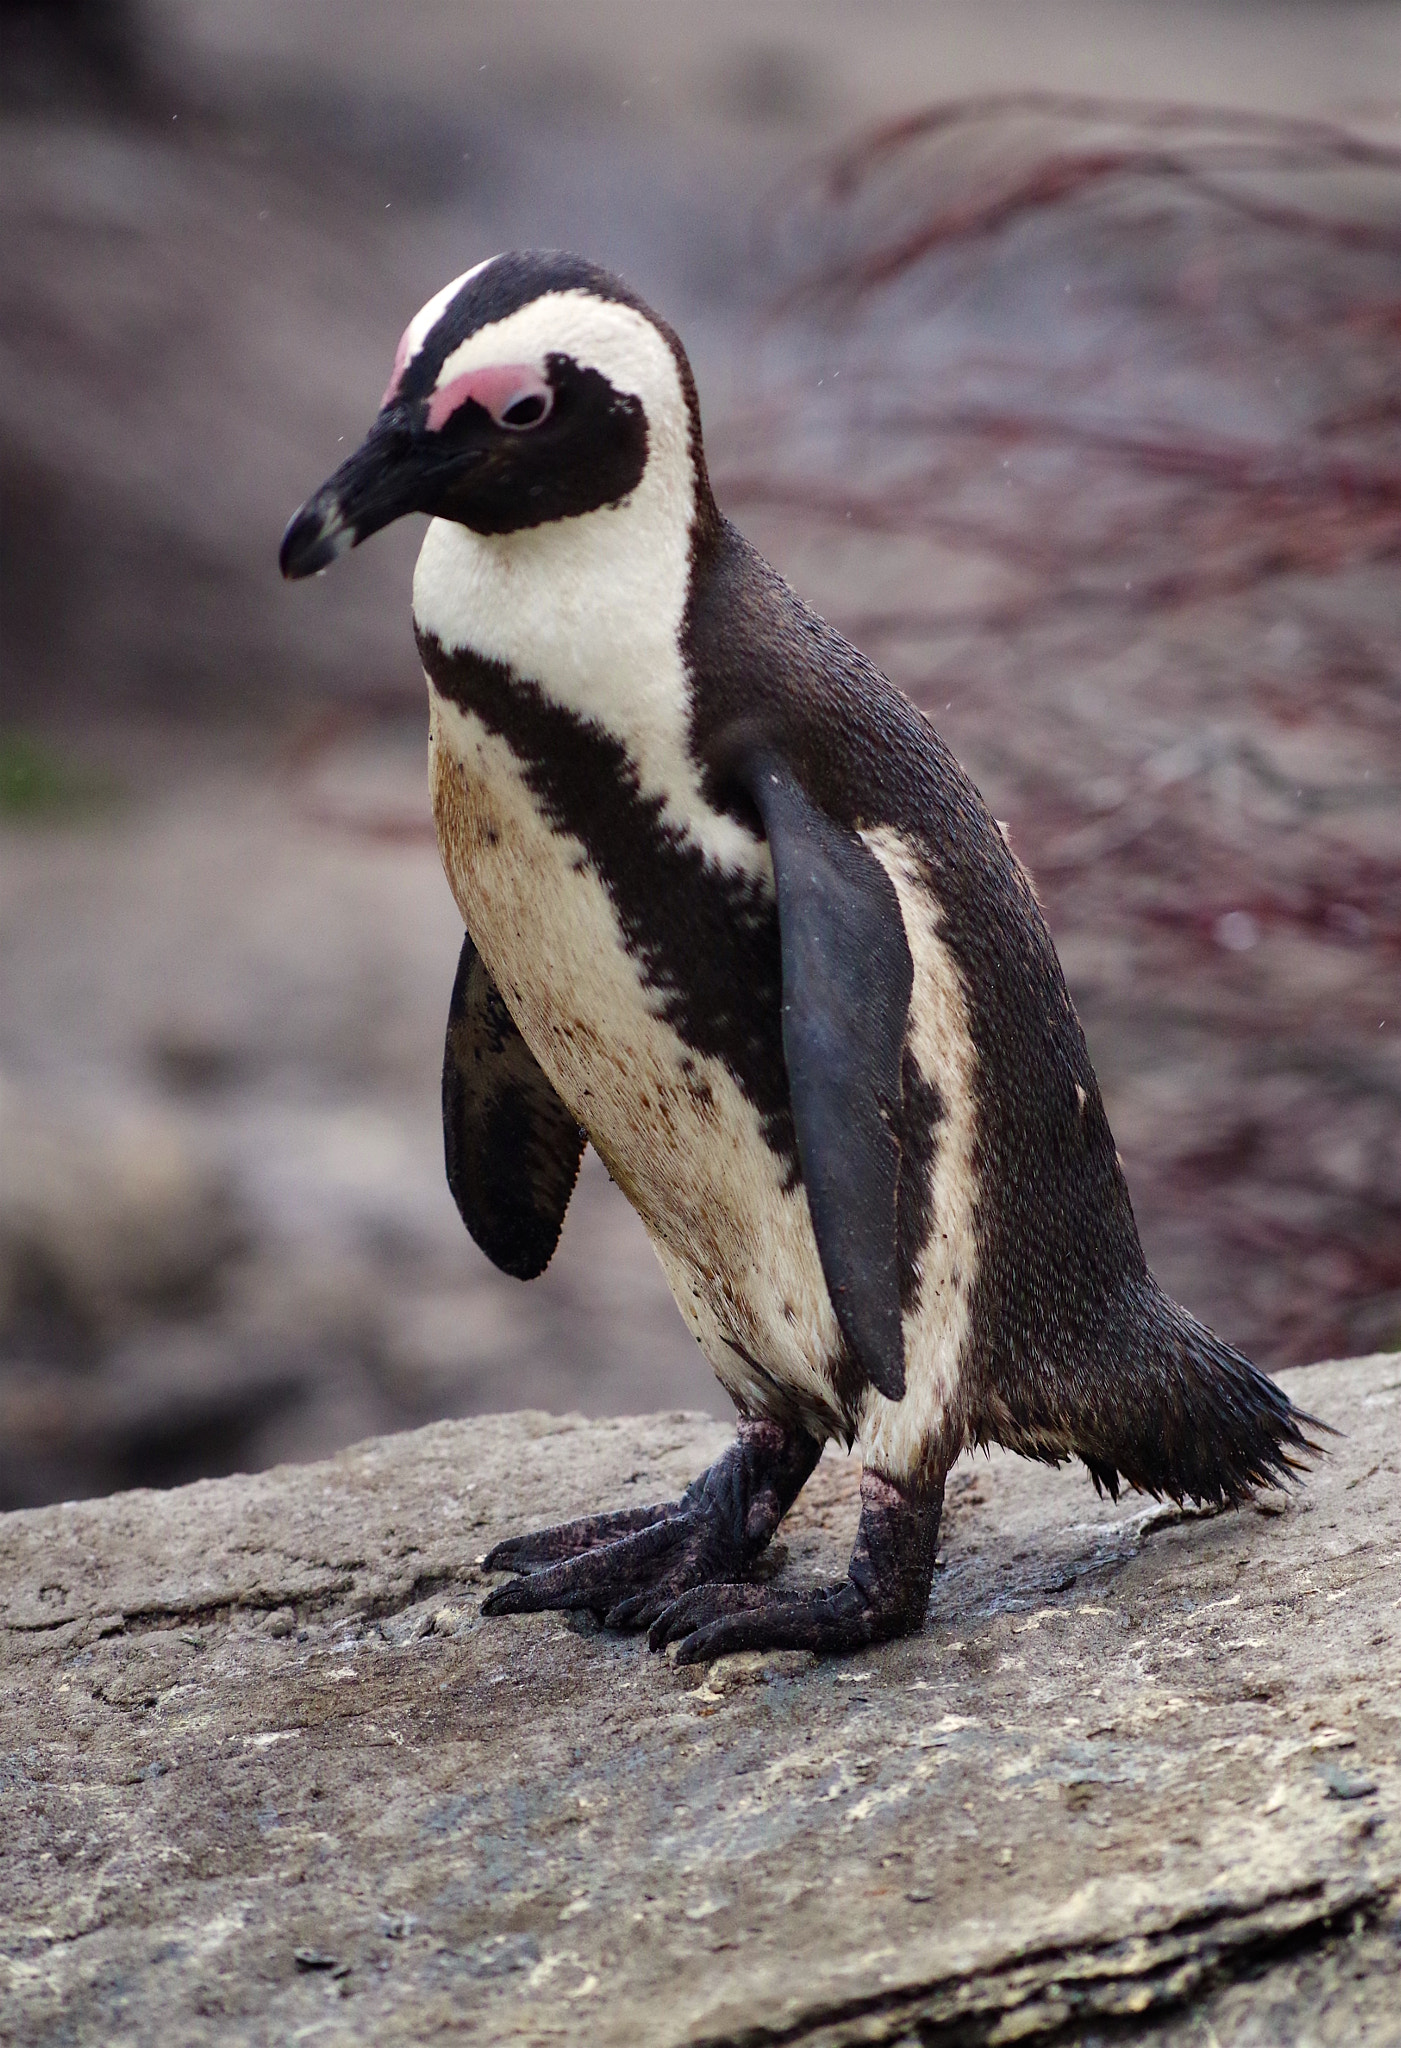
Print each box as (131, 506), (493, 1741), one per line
(2, 1353), (1399, 2046)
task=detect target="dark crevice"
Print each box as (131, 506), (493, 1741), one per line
(693, 1880), (1389, 2048)
(352, 1568), (468, 1623)
(115, 1581), (359, 1637)
(108, 1563), (471, 1639)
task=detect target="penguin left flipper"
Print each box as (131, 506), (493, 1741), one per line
(442, 929), (586, 1280)
(741, 753), (913, 1403)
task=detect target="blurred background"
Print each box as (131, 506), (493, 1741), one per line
(1, 0), (1398, 1508)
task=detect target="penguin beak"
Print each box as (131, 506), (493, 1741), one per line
(279, 409), (427, 579)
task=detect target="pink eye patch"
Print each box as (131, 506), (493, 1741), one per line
(424, 363), (553, 433)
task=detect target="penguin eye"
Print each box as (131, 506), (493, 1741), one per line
(496, 389), (552, 432)
(424, 365), (554, 436)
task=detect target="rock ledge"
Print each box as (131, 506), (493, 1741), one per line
(3, 1355), (1399, 2045)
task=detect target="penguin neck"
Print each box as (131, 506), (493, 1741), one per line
(413, 429), (759, 874)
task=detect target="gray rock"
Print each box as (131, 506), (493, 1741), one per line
(2, 1354), (1399, 2045)
(0, 1078), (247, 1350)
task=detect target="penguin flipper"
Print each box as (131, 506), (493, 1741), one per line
(743, 755), (914, 1403)
(442, 929), (586, 1280)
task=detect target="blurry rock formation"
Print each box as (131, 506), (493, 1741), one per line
(1, 8), (1397, 1505)
(726, 93), (1401, 1370)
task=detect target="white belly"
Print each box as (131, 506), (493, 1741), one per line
(428, 686), (849, 1435)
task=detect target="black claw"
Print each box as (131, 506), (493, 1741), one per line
(480, 1571), (590, 1617)
(668, 1589), (860, 1664)
(604, 1588), (665, 1631)
(473, 1422), (822, 1634)
(482, 1515), (692, 1620)
(475, 1439), (947, 1663)
(645, 1582), (749, 1651)
(482, 1501), (682, 1575)
(663, 1471), (947, 1662)
(480, 1538), (538, 1576)
(672, 1627), (727, 1666)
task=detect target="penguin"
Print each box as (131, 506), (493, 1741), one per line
(280, 250), (1317, 1663)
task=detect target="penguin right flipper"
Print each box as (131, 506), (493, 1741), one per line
(442, 929), (586, 1280)
(741, 753), (914, 1404)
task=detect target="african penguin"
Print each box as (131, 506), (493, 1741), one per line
(281, 250), (1317, 1662)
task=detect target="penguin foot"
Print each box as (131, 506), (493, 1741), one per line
(482, 1502), (681, 1574)
(647, 1580), (883, 1660)
(647, 1469), (944, 1663)
(479, 1420), (821, 1627)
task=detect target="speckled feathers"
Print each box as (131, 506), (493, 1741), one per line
(290, 249), (1316, 1524)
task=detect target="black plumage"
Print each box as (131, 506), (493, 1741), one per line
(282, 250), (1320, 1661)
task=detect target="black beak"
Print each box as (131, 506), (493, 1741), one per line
(279, 410), (422, 580)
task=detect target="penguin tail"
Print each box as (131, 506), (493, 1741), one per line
(1075, 1278), (1330, 1508)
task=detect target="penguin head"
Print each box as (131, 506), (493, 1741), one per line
(280, 252), (713, 579)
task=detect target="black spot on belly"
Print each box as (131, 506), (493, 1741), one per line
(897, 1047), (944, 1315)
(422, 629), (798, 1174)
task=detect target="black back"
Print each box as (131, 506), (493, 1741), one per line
(684, 521), (1149, 1456)
(419, 258), (1311, 1501)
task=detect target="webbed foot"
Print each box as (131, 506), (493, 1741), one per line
(647, 1469), (944, 1663)
(482, 1502), (681, 1574)
(479, 1420), (821, 1628)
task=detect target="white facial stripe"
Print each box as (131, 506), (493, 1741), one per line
(429, 290), (673, 404)
(387, 257), (497, 399)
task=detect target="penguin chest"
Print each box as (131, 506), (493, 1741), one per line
(427, 687), (847, 1430)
